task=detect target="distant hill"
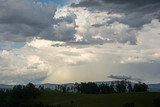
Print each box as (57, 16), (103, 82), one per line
(148, 83), (160, 92)
(0, 84), (14, 90)
(1, 82), (160, 92)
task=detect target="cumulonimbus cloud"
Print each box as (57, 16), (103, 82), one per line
(1, 0), (160, 45)
(0, 0), (160, 84)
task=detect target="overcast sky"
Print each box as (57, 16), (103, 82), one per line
(0, 0), (160, 84)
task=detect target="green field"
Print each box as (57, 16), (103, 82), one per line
(32, 91), (160, 107)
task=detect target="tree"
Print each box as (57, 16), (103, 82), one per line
(116, 81), (127, 93)
(25, 83), (40, 98)
(127, 81), (133, 92)
(134, 82), (148, 92)
(12, 83), (40, 99)
(99, 83), (109, 94)
(75, 82), (81, 92)
(109, 82), (115, 93)
(38, 85), (44, 91)
(12, 85), (25, 98)
(61, 85), (67, 93)
(99, 83), (115, 94)
(75, 82), (99, 94)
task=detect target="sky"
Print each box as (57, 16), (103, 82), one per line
(0, 0), (160, 84)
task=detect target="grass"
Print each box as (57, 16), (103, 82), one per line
(33, 91), (160, 107)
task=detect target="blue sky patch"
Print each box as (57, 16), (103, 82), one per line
(34, 0), (69, 6)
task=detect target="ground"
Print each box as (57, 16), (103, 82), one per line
(32, 91), (160, 107)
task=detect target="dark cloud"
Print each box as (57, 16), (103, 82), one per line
(72, 0), (160, 28)
(74, 0), (160, 7)
(91, 23), (106, 27)
(0, 0), (57, 42)
(52, 13), (77, 41)
(0, 0), (79, 42)
(108, 75), (143, 82)
(71, 0), (101, 7)
(0, 0), (160, 45)
(102, 0), (160, 5)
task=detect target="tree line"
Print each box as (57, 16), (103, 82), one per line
(0, 83), (48, 107)
(74, 80), (148, 94)
(0, 81), (149, 107)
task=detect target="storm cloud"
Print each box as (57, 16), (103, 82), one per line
(0, 0), (57, 41)
(72, 0), (160, 28)
(0, 0), (81, 43)
(1, 0), (160, 45)
(66, 0), (159, 45)
(0, 0), (160, 84)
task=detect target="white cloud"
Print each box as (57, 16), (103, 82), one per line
(55, 7), (137, 44)
(0, 39), (97, 84)
(113, 19), (160, 64)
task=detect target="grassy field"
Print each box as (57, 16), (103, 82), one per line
(32, 91), (160, 107)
